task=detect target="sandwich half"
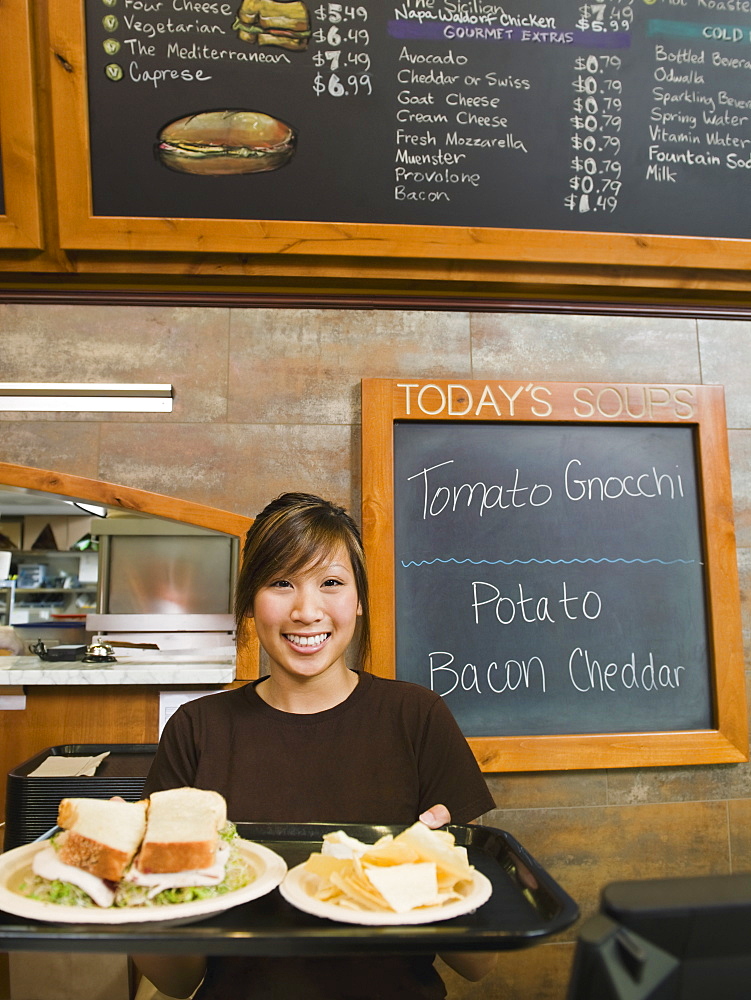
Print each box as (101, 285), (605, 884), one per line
(135, 787), (227, 874)
(28, 797), (148, 906)
(56, 797), (148, 881)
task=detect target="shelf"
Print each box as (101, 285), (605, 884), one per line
(14, 588), (95, 594)
(6, 550), (90, 558)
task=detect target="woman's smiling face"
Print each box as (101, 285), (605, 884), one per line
(251, 546), (362, 683)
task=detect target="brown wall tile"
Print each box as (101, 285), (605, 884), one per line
(698, 320), (751, 429)
(728, 798), (751, 870)
(470, 314), (701, 384)
(484, 801), (730, 933)
(729, 430), (751, 549)
(98, 421), (353, 516)
(0, 421), (101, 479)
(228, 308), (471, 425)
(606, 760), (751, 806)
(485, 770), (608, 810)
(0, 304), (230, 423)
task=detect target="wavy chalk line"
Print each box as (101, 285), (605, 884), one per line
(400, 556), (697, 568)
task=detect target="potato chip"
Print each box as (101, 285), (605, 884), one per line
(395, 822), (473, 882)
(360, 841), (420, 867)
(304, 854), (354, 880)
(363, 862), (438, 913)
(321, 830), (372, 859)
(302, 822), (476, 915)
(330, 869), (388, 911)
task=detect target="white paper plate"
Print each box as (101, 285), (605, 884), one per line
(0, 838), (287, 925)
(279, 863), (492, 926)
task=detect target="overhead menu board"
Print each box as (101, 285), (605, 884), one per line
(47, 0), (751, 270)
(361, 379), (748, 772)
(81, 0), (751, 234)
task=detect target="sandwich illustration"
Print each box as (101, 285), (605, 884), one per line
(156, 110), (297, 176)
(233, 0), (311, 51)
(24, 788), (248, 908)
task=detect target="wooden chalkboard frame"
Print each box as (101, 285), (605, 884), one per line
(0, 0), (42, 249)
(361, 378), (748, 772)
(46, 1), (751, 275)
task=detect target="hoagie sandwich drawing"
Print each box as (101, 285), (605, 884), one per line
(233, 0), (311, 51)
(156, 110), (297, 176)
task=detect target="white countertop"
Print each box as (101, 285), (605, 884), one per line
(0, 646), (236, 685)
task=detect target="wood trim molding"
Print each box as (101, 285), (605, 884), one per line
(0, 286), (750, 319)
(0, 0), (42, 249)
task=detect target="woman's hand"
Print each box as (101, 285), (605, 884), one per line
(418, 803), (451, 828)
(420, 805), (497, 982)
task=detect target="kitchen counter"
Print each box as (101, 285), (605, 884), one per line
(0, 646), (236, 685)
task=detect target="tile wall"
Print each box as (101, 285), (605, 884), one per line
(1, 303), (749, 999)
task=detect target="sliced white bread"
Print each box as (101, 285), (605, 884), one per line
(56, 798), (148, 881)
(136, 787), (227, 874)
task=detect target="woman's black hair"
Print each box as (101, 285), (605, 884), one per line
(234, 493), (370, 671)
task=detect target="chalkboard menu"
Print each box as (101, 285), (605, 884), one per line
(362, 379), (747, 771)
(395, 421), (711, 738)
(77, 0), (751, 238)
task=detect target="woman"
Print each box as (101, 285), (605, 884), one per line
(135, 493), (496, 999)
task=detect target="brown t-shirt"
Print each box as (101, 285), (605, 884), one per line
(144, 671), (495, 999)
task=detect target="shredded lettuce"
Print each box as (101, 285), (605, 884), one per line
(18, 876), (100, 908)
(113, 843), (253, 908)
(219, 821), (237, 843)
(19, 826), (254, 910)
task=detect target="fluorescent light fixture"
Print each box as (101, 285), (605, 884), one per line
(0, 383), (173, 412)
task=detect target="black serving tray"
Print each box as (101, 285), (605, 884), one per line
(0, 822), (579, 955)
